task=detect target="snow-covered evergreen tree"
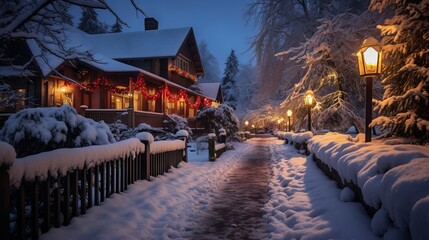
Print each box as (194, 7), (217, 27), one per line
(0, 81), (26, 110)
(196, 104), (240, 140)
(235, 62), (258, 118)
(221, 49), (239, 110)
(370, 0), (429, 140)
(110, 18), (123, 33)
(275, 11), (384, 132)
(78, 7), (107, 34)
(198, 41), (221, 83)
(247, 0), (371, 106)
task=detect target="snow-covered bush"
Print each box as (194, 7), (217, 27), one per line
(164, 114), (193, 136)
(196, 104), (240, 140)
(0, 105), (116, 157)
(108, 120), (131, 141)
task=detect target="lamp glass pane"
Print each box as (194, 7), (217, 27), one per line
(363, 47), (379, 74)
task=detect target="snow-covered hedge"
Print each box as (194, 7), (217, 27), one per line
(0, 105), (116, 157)
(164, 114), (192, 136)
(0, 141), (16, 168)
(308, 132), (429, 239)
(284, 131), (313, 144)
(8, 138), (145, 187)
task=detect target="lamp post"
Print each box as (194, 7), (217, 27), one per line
(304, 90), (315, 132)
(287, 110), (292, 132)
(277, 119), (281, 130)
(252, 124), (255, 134)
(245, 120), (249, 131)
(356, 37), (382, 142)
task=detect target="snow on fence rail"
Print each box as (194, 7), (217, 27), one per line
(285, 132), (429, 239)
(0, 135), (188, 240)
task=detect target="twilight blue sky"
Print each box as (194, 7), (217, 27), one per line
(73, 0), (257, 72)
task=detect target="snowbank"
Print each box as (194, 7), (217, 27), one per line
(215, 143), (226, 151)
(308, 132), (429, 239)
(8, 138), (145, 187)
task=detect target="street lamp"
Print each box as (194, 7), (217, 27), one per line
(356, 37), (382, 142)
(277, 119), (281, 130)
(252, 124), (255, 134)
(287, 110), (292, 132)
(245, 120), (249, 131)
(304, 90), (315, 132)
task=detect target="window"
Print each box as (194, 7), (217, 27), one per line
(179, 100), (185, 116)
(62, 92), (73, 106)
(111, 94), (130, 109)
(188, 108), (195, 117)
(133, 91), (142, 110)
(174, 55), (190, 73)
(148, 88), (156, 112)
(166, 101), (175, 115)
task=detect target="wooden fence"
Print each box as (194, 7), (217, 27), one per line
(0, 138), (187, 240)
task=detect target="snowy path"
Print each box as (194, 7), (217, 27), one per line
(192, 138), (271, 239)
(41, 137), (377, 240)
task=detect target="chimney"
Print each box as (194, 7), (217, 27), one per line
(145, 18), (158, 31)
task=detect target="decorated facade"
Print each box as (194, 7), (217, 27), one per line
(0, 19), (222, 128)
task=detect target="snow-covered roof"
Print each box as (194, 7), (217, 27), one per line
(26, 26), (196, 76)
(0, 66), (35, 77)
(199, 83), (222, 100)
(86, 27), (192, 59)
(81, 53), (141, 73)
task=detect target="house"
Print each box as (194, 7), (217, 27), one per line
(199, 83), (224, 107)
(0, 18), (223, 128)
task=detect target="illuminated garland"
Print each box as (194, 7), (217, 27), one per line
(169, 65), (197, 82)
(203, 98), (213, 107)
(132, 75), (162, 101)
(82, 77), (129, 95)
(164, 85), (187, 102)
(78, 74), (212, 109)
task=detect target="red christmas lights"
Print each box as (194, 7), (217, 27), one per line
(169, 65), (197, 82)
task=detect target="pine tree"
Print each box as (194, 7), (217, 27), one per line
(221, 49), (239, 109)
(77, 7), (106, 34)
(370, 0), (429, 140)
(110, 19), (123, 33)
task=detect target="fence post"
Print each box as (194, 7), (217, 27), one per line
(177, 136), (188, 163)
(127, 108), (135, 128)
(176, 130), (189, 163)
(141, 140), (151, 181)
(219, 128), (226, 144)
(0, 166), (10, 240)
(208, 136), (216, 161)
(79, 105), (88, 117)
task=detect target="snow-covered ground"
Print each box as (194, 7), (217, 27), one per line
(40, 137), (378, 240)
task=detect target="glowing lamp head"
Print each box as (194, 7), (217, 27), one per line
(252, 124), (255, 128)
(60, 85), (67, 92)
(287, 110), (292, 117)
(277, 119), (281, 124)
(357, 37), (382, 77)
(304, 90), (315, 107)
(245, 120), (249, 126)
